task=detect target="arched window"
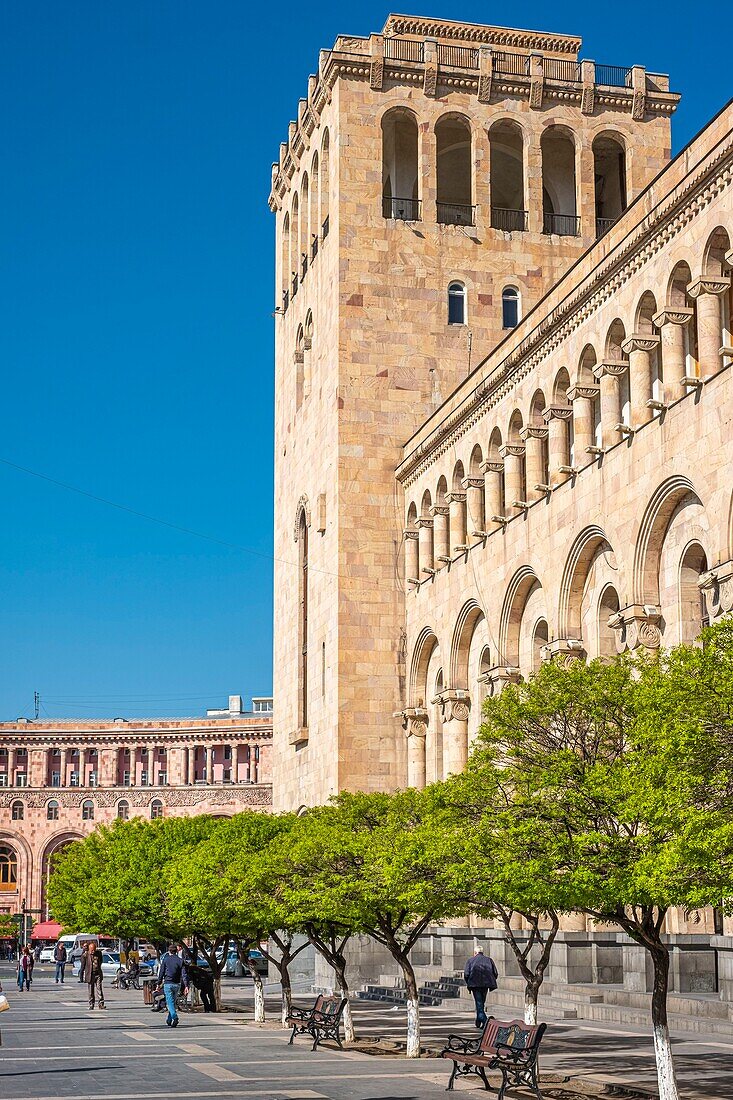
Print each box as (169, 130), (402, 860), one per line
(541, 127), (578, 236)
(679, 544), (709, 643)
(310, 152), (320, 259)
(448, 282), (466, 325)
(81, 799), (94, 821)
(593, 133), (627, 237)
(117, 800), (130, 821)
(489, 120), (526, 232)
(320, 130), (330, 238)
(290, 193), (299, 299)
(532, 619), (549, 673)
(281, 212), (290, 307)
(0, 846), (17, 891)
(298, 508), (309, 731)
(436, 115), (473, 225)
(11, 800), (23, 821)
(381, 109), (419, 221)
(47, 799), (59, 821)
(502, 286), (519, 329)
(150, 799), (164, 820)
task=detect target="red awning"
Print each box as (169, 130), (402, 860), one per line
(31, 920), (63, 940)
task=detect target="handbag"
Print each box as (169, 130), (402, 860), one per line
(0, 994), (10, 1012)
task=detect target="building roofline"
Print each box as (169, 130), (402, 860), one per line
(383, 13), (582, 54)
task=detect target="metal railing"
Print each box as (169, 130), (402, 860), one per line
(311, 234), (319, 261)
(291, 272), (299, 298)
(383, 196), (422, 221)
(282, 289), (289, 313)
(491, 207), (528, 232)
(384, 37), (424, 63)
(595, 64), (632, 87)
(322, 214), (329, 240)
(543, 212), (581, 236)
(436, 44), (479, 69)
(437, 201), (475, 227)
(301, 254), (308, 279)
(544, 58), (581, 82)
(493, 51), (530, 76)
(596, 217), (616, 238)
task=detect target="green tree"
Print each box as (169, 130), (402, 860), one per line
(473, 644), (733, 1100)
(0, 914), (19, 943)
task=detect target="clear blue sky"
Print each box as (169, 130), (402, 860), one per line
(0, 2), (729, 720)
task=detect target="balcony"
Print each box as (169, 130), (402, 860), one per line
(543, 212), (581, 237)
(596, 217), (617, 238)
(382, 196), (422, 221)
(491, 207), (528, 233)
(291, 272), (299, 299)
(437, 202), (475, 227)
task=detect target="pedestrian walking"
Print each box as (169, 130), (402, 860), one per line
(464, 946), (498, 1029)
(77, 943), (87, 983)
(186, 962), (216, 1012)
(54, 941), (68, 984)
(157, 943), (188, 1028)
(17, 946), (34, 992)
(82, 940), (105, 1011)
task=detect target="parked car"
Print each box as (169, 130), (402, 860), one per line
(39, 945), (57, 964)
(72, 951), (126, 979)
(224, 948), (268, 977)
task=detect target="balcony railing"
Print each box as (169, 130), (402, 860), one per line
(436, 44), (479, 69)
(596, 217), (617, 238)
(493, 51), (530, 76)
(543, 212), (581, 237)
(301, 254), (308, 280)
(543, 58), (581, 82)
(291, 273), (299, 298)
(311, 234), (319, 261)
(595, 64), (632, 88)
(282, 289), (289, 313)
(322, 214), (329, 240)
(437, 201), (475, 227)
(383, 196), (422, 221)
(491, 207), (528, 232)
(384, 37), (424, 63)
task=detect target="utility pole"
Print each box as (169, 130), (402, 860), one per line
(34, 692), (40, 719)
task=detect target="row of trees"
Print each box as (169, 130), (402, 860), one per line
(48, 622), (733, 1100)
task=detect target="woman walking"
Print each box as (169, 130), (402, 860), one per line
(17, 946), (33, 992)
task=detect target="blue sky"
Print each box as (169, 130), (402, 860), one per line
(0, 2), (729, 720)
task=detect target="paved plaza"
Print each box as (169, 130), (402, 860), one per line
(1, 965), (733, 1099)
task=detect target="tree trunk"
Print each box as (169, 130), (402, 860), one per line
(524, 980), (539, 1025)
(246, 959), (265, 1022)
(279, 963), (292, 1027)
(213, 976), (222, 1011)
(334, 963), (354, 1043)
(649, 943), (680, 1100)
(499, 909), (558, 1026)
(401, 956), (421, 1059)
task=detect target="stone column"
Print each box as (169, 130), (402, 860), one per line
(400, 709), (428, 789)
(8, 748), (17, 786)
(99, 747), (116, 787)
(519, 425), (549, 499)
(462, 477), (485, 540)
(403, 529), (419, 584)
(480, 460), (504, 525)
(187, 745), (195, 784)
(438, 693), (471, 776)
(498, 444), (526, 511)
(542, 405), (572, 484)
(525, 130), (543, 235)
(577, 140), (595, 241)
(230, 743), (239, 783)
(59, 748), (68, 787)
(29, 748), (45, 787)
(416, 516), (434, 575)
(653, 308), (693, 395)
(429, 504), (450, 564)
(592, 362), (627, 447)
(622, 334), (660, 427)
(445, 491), (467, 552)
(688, 276), (730, 373)
(567, 383), (600, 458)
(418, 118), (437, 225)
(206, 745), (215, 784)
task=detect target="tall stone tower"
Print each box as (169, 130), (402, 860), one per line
(269, 14), (679, 810)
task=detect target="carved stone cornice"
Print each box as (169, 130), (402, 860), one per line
(415, 516), (434, 530)
(540, 638), (586, 666)
(396, 707), (429, 740)
(477, 666), (521, 696)
(461, 477), (484, 490)
(622, 333), (661, 355)
(593, 360), (629, 380)
(687, 276), (731, 299)
(653, 307), (694, 328)
(542, 404), (573, 422)
(608, 604), (662, 653)
(519, 424), (549, 441)
(699, 560), (733, 620)
(444, 491), (467, 504)
(432, 690), (471, 724)
(567, 384), (600, 402)
(0, 784), (273, 810)
(403, 528), (420, 541)
(428, 504), (449, 518)
(480, 460), (504, 473)
(498, 443), (526, 459)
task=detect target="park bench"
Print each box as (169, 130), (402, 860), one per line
(441, 1016), (547, 1097)
(286, 994), (347, 1051)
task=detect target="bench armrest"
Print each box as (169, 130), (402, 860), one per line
(492, 1041), (533, 1063)
(443, 1034), (481, 1055)
(287, 1006), (312, 1022)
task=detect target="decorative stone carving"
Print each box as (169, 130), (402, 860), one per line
(567, 384), (600, 402)
(653, 307), (694, 328)
(519, 424), (548, 441)
(542, 403), (573, 422)
(444, 491), (467, 504)
(621, 334), (661, 355)
(0, 785), (273, 810)
(370, 59), (384, 90)
(593, 360), (629, 379)
(498, 443), (526, 458)
(686, 276), (731, 299)
(580, 83), (594, 115)
(293, 494), (311, 541)
(540, 638), (586, 664)
(460, 477), (484, 490)
(397, 707), (429, 740)
(699, 560), (733, 620)
(428, 504), (449, 518)
(478, 666), (521, 697)
(632, 89), (645, 121)
(415, 516), (434, 529)
(480, 460), (504, 473)
(432, 690), (471, 723)
(608, 605), (662, 653)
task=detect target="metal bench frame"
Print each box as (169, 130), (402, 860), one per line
(441, 1016), (546, 1097)
(286, 994), (347, 1051)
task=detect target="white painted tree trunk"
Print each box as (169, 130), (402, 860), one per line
(524, 991), (538, 1025)
(405, 993), (420, 1058)
(653, 1023), (680, 1100)
(335, 971), (354, 1043)
(252, 973), (265, 1022)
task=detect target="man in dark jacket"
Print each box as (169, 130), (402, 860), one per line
(186, 962), (216, 1012)
(54, 941), (68, 984)
(157, 944), (188, 1028)
(464, 946), (498, 1028)
(82, 941), (105, 1010)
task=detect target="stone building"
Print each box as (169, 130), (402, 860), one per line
(271, 15), (733, 1004)
(0, 695), (272, 921)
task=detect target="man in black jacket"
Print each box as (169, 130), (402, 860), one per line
(157, 944), (188, 1028)
(464, 946), (498, 1028)
(82, 941), (105, 1011)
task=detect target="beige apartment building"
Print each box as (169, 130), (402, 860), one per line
(271, 15), (733, 1008)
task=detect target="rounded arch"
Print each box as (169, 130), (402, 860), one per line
(436, 113), (472, 222)
(406, 501), (418, 530)
(529, 388), (546, 424)
(598, 583), (621, 657)
(678, 540), (710, 643)
(40, 830), (85, 918)
(489, 117), (525, 224)
(552, 367), (571, 404)
(577, 343), (597, 383)
(293, 494), (311, 542)
(381, 108), (418, 219)
(502, 285), (520, 329)
(300, 171), (310, 259)
(420, 488), (432, 518)
(667, 260), (693, 307)
(541, 125), (577, 232)
(703, 226), (732, 276)
(635, 290), (658, 334)
(436, 476), (448, 506)
(499, 565), (541, 664)
(633, 476), (703, 604)
(531, 617), (549, 673)
(449, 599), (485, 687)
(409, 627), (440, 707)
(469, 444), (483, 476)
(150, 798), (164, 820)
(11, 799), (24, 821)
(451, 460), (465, 493)
(592, 131), (627, 228)
(605, 318), (627, 359)
(0, 843), (18, 894)
(488, 427), (503, 459)
(116, 798), (130, 820)
(507, 408), (523, 444)
(558, 525), (615, 640)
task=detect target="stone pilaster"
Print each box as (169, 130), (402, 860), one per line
(397, 708), (428, 789)
(622, 334), (660, 427)
(653, 307), (693, 394)
(445, 492), (468, 553)
(608, 604), (662, 653)
(542, 404), (572, 484)
(519, 424), (549, 499)
(567, 384), (600, 458)
(433, 691), (470, 776)
(592, 361), (628, 446)
(498, 444), (526, 511)
(687, 276), (731, 373)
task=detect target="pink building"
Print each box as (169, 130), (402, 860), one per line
(0, 695), (272, 921)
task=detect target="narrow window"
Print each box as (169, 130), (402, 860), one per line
(150, 799), (163, 820)
(11, 800), (23, 821)
(47, 800), (59, 821)
(81, 799), (94, 821)
(448, 282), (466, 325)
(117, 801), (130, 821)
(298, 511), (309, 730)
(322, 641), (326, 698)
(502, 287), (519, 329)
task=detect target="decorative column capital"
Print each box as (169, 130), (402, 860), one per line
(415, 516), (434, 530)
(540, 637), (586, 666)
(593, 360), (628, 379)
(699, 559), (733, 620)
(498, 443), (526, 459)
(653, 307), (694, 328)
(480, 459), (504, 473)
(403, 528), (420, 541)
(542, 403), (573, 423)
(445, 491), (467, 504)
(621, 333), (661, 355)
(608, 604), (661, 653)
(461, 477), (484, 490)
(394, 707), (429, 739)
(519, 424), (549, 441)
(428, 504), (449, 518)
(431, 689), (471, 723)
(687, 275), (731, 299)
(477, 665), (521, 696)
(567, 384), (600, 402)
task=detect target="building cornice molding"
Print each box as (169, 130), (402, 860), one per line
(0, 784), (273, 810)
(382, 14), (582, 53)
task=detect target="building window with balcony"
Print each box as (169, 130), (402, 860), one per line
(47, 800), (59, 821)
(150, 799), (163, 820)
(117, 800), (130, 821)
(436, 114), (474, 226)
(541, 126), (579, 236)
(593, 133), (626, 236)
(489, 119), (527, 232)
(381, 108), (420, 221)
(11, 800), (24, 821)
(82, 799), (94, 821)
(448, 281), (467, 325)
(502, 286), (520, 329)
(0, 846), (17, 891)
